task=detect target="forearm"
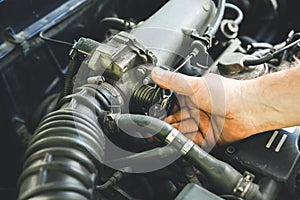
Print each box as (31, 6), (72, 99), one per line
(243, 66), (300, 132)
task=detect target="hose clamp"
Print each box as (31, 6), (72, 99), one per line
(233, 171), (255, 198)
(165, 129), (179, 144)
(181, 140), (194, 155)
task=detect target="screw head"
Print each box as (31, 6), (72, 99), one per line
(226, 146), (236, 155)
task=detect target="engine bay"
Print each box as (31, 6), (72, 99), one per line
(1, 0), (300, 199)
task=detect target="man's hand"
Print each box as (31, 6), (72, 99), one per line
(151, 67), (300, 146)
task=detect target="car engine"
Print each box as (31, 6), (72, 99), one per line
(1, 0), (300, 199)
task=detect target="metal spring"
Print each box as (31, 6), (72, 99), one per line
(130, 85), (162, 114)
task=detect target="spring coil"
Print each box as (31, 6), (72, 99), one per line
(17, 85), (108, 200)
(129, 85), (162, 114)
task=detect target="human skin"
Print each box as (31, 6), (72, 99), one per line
(151, 66), (300, 146)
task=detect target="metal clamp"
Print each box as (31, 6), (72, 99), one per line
(114, 32), (158, 64)
(161, 90), (173, 110)
(165, 129), (179, 144)
(181, 140), (194, 155)
(233, 171), (255, 198)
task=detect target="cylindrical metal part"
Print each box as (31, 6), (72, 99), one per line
(131, 0), (216, 67)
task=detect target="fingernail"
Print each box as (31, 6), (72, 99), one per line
(151, 67), (165, 78)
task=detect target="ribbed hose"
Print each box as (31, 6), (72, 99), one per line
(62, 59), (79, 98)
(17, 84), (110, 200)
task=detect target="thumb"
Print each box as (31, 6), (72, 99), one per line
(151, 67), (200, 96)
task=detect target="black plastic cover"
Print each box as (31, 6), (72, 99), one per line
(233, 129), (300, 181)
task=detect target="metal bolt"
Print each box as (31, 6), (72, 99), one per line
(87, 76), (105, 85)
(143, 77), (151, 85)
(229, 22), (238, 32)
(226, 146), (236, 155)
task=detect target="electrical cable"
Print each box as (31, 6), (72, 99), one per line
(39, 30), (73, 46)
(243, 37), (300, 66)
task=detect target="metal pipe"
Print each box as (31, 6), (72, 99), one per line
(225, 3), (244, 25)
(204, 0), (226, 38)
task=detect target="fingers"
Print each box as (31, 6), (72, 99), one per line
(183, 127), (217, 148)
(165, 106), (202, 124)
(165, 108), (219, 147)
(165, 108), (191, 123)
(185, 132), (205, 146)
(172, 119), (199, 134)
(151, 67), (215, 113)
(151, 67), (200, 96)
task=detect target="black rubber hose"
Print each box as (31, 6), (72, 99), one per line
(112, 114), (266, 199)
(243, 53), (274, 67)
(113, 114), (241, 194)
(106, 145), (178, 168)
(205, 0), (226, 38)
(100, 17), (135, 31)
(61, 37), (101, 99)
(17, 84), (111, 200)
(96, 170), (128, 191)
